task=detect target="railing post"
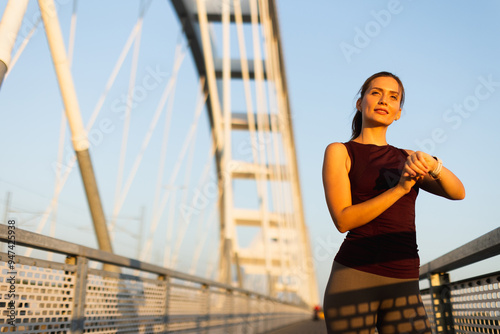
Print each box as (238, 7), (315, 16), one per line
(263, 298), (268, 332)
(260, 297), (266, 333)
(225, 289), (234, 334)
(68, 256), (88, 334)
(202, 284), (210, 334)
(243, 293), (250, 334)
(429, 272), (455, 334)
(159, 275), (170, 333)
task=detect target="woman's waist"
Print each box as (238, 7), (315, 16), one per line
(341, 230), (418, 256)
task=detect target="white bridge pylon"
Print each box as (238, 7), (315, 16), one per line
(171, 0), (318, 305)
(0, 0), (318, 306)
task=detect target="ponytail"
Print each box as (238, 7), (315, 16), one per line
(350, 110), (362, 141)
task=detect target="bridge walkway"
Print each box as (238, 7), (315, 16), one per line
(267, 319), (327, 334)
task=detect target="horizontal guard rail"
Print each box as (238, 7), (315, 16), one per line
(418, 226), (500, 334)
(0, 225), (311, 333)
(419, 226), (500, 279)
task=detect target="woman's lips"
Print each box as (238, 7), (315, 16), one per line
(374, 108), (388, 114)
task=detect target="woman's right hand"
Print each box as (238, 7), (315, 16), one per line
(398, 160), (424, 193)
(398, 172), (420, 193)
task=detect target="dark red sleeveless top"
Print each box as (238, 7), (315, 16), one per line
(334, 141), (420, 278)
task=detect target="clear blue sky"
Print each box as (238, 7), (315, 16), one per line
(276, 0), (500, 294)
(0, 1), (499, 301)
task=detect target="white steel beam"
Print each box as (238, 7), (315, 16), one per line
(213, 58), (264, 79)
(0, 0), (29, 88)
(230, 112), (279, 131)
(249, 0), (274, 296)
(260, 0), (319, 306)
(230, 161), (288, 180)
(38, 0), (116, 272)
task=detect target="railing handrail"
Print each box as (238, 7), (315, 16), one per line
(0, 224), (307, 308)
(419, 226), (500, 279)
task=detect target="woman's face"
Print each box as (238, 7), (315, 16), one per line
(357, 76), (402, 127)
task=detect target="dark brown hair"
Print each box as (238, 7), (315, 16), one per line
(350, 71), (405, 140)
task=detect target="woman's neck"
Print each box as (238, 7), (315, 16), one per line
(353, 128), (388, 146)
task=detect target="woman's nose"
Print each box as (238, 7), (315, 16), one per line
(378, 95), (388, 105)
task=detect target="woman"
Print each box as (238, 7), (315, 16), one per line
(322, 72), (465, 334)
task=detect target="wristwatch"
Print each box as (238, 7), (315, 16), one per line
(429, 156), (442, 178)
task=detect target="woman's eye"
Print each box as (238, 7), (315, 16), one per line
(391, 95), (398, 100)
(371, 91), (380, 95)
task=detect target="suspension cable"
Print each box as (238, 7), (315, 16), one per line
(188, 139), (218, 274)
(110, 0), (148, 238)
(5, 18), (40, 79)
(140, 78), (207, 262)
(152, 34), (184, 218)
(170, 131), (198, 269)
(113, 43), (187, 233)
(190, 201), (217, 276)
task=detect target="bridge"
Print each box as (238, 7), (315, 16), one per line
(0, 1), (499, 333)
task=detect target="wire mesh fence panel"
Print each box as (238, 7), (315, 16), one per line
(166, 282), (209, 332)
(83, 270), (167, 333)
(420, 290), (436, 333)
(450, 273), (500, 334)
(0, 255), (75, 333)
(0, 226), (315, 334)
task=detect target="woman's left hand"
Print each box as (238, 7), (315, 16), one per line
(403, 151), (436, 177)
(402, 149), (466, 200)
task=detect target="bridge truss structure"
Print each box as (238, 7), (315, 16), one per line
(168, 0), (318, 304)
(0, 0), (318, 311)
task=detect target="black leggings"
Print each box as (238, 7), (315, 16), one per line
(323, 262), (431, 334)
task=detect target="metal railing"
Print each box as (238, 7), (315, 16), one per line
(0, 225), (311, 333)
(419, 227), (500, 334)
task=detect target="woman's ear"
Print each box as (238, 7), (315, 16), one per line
(395, 108), (402, 121)
(356, 98), (361, 112)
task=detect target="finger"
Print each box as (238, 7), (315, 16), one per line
(412, 152), (429, 169)
(407, 155), (429, 174)
(403, 163), (421, 178)
(415, 151), (431, 170)
(406, 159), (427, 176)
(422, 153), (438, 170)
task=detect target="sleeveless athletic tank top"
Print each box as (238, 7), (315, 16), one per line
(333, 141), (420, 279)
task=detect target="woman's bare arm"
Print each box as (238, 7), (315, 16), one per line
(404, 150), (466, 200)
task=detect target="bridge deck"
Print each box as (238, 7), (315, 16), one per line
(267, 319), (327, 334)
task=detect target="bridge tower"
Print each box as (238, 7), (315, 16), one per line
(170, 0), (318, 305)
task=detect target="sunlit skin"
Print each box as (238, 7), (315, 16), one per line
(322, 76), (465, 233)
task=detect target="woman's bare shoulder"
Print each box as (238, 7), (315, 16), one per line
(325, 142), (347, 154)
(324, 142), (350, 169)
